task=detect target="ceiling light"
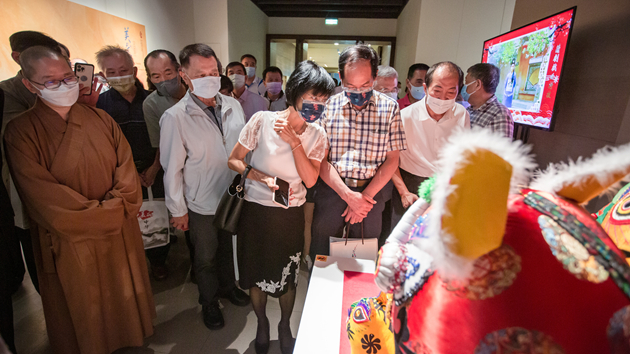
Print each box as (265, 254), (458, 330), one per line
(334, 43), (339, 46)
(325, 18), (338, 25)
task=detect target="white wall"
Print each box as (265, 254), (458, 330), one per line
(395, 0), (515, 79)
(228, 0), (269, 75)
(269, 17), (397, 37)
(394, 0), (422, 81)
(68, 0), (195, 58)
(192, 0), (229, 66)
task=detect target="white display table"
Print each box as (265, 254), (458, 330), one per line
(294, 256), (377, 354)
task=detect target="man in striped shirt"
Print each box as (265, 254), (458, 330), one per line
(463, 63), (514, 138)
(310, 45), (407, 259)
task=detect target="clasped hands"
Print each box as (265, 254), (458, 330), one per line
(342, 190), (376, 224)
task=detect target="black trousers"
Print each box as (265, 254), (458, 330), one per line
(391, 168), (428, 230)
(188, 210), (236, 307)
(310, 179), (387, 261)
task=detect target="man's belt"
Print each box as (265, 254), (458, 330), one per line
(344, 178), (371, 188)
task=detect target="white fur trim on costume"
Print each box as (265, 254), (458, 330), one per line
(417, 128), (536, 279)
(530, 143), (630, 202)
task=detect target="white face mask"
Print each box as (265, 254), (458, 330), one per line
(245, 66), (256, 78)
(229, 74), (246, 89)
(426, 92), (456, 115)
(107, 74), (135, 93)
(34, 82), (80, 107)
(266, 82), (282, 95)
(387, 92), (399, 100)
(189, 75), (221, 99)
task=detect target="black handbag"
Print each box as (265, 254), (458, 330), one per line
(213, 165), (252, 234)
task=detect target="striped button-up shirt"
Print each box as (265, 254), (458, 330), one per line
(467, 95), (514, 138)
(319, 91), (407, 180)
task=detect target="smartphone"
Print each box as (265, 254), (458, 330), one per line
(74, 63), (94, 95)
(272, 177), (290, 209)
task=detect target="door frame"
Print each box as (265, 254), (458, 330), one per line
(266, 34), (397, 71)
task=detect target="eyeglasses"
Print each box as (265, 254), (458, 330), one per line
(375, 87), (399, 94)
(30, 76), (79, 89)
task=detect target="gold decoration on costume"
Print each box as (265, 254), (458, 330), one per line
(442, 245), (522, 300)
(538, 215), (609, 283)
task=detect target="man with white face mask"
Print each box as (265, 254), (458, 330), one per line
(262, 66), (287, 111)
(373, 65), (400, 101)
(4, 45), (155, 354)
(226, 61), (268, 122)
(160, 43), (249, 330)
(391, 61), (470, 228)
(241, 54), (266, 96)
(95, 46), (171, 280)
(398, 63), (429, 110)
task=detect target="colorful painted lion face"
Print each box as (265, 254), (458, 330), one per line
(376, 128), (630, 354)
(346, 292), (394, 354)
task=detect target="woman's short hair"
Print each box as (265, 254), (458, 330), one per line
(220, 75), (233, 92)
(285, 60), (335, 107)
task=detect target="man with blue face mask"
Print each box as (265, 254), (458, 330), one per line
(160, 44), (250, 331)
(463, 63), (514, 138)
(309, 45), (407, 260)
(391, 62), (470, 228)
(398, 63), (429, 110)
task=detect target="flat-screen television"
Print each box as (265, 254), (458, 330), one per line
(482, 7), (576, 131)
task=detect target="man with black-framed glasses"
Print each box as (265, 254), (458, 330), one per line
(4, 45), (155, 354)
(309, 45), (407, 260)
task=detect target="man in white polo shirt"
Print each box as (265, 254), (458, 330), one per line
(391, 61), (470, 227)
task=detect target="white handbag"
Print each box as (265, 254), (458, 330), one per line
(137, 186), (170, 249)
(329, 222), (378, 261)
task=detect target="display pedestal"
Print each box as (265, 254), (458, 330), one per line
(294, 256), (377, 354)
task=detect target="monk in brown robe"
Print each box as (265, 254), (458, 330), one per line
(3, 46), (155, 354)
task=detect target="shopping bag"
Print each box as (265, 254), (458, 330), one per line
(137, 186), (170, 249)
(329, 222), (378, 261)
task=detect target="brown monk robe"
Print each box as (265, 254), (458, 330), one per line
(4, 98), (155, 354)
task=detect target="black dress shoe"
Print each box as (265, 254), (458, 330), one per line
(222, 287), (250, 306)
(202, 303), (224, 330)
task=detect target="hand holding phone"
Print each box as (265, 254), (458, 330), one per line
(74, 63), (95, 96)
(272, 177), (290, 209)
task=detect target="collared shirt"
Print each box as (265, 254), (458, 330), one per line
(397, 94), (412, 110)
(97, 85), (155, 171)
(319, 91), (407, 180)
(160, 92), (246, 217)
(399, 97), (470, 177)
(191, 93), (223, 135)
(467, 95), (514, 138)
(236, 88), (269, 122)
(246, 76), (266, 96)
(264, 90), (288, 112)
(142, 90), (180, 148)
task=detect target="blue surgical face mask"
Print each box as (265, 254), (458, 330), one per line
(410, 84), (425, 100)
(300, 99), (325, 123)
(461, 80), (481, 102)
(343, 87), (373, 107)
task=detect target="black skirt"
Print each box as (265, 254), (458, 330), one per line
(237, 200), (305, 297)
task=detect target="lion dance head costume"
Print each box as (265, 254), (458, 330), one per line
(374, 128), (630, 354)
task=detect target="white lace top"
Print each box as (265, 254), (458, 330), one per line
(239, 110), (328, 207)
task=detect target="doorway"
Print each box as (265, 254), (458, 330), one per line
(267, 34), (396, 81)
